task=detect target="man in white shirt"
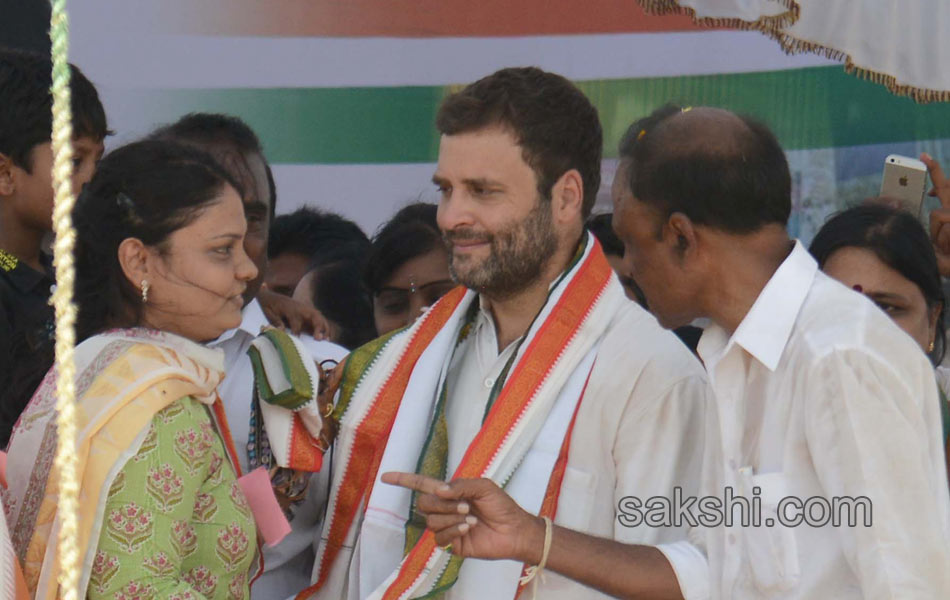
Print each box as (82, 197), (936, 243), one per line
(152, 113), (348, 598)
(389, 105), (950, 598)
(300, 68), (708, 600)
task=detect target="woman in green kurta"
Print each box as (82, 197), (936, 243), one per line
(3, 141), (262, 599)
(90, 398), (256, 600)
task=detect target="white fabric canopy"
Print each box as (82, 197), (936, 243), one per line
(640, 0), (950, 102)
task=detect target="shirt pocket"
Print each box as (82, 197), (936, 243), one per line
(513, 448), (596, 532)
(555, 465), (596, 531)
(738, 468), (801, 593)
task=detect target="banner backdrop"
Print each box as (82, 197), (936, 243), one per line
(68, 0), (950, 240)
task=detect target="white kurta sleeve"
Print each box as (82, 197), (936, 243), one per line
(804, 349), (950, 598)
(656, 540), (711, 600)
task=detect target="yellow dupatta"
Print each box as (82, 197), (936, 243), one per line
(3, 329), (226, 600)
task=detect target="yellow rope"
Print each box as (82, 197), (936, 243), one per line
(48, 0), (82, 598)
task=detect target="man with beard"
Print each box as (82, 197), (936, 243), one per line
(383, 107), (950, 599)
(298, 67), (708, 600)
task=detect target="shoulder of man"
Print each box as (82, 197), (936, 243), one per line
(598, 300), (707, 384)
(581, 301), (707, 426)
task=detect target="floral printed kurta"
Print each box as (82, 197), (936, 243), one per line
(89, 397), (256, 600)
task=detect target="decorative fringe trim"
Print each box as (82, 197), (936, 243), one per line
(638, 0), (799, 38)
(768, 32), (950, 104)
(636, 0), (950, 104)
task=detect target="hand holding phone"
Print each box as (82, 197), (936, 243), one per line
(921, 153), (950, 277)
(880, 154), (928, 217)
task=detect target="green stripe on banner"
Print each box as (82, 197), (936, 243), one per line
(139, 66), (950, 164)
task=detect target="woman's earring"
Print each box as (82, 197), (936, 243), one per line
(929, 339), (936, 353)
(141, 280), (150, 304)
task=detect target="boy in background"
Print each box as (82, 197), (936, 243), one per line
(0, 48), (108, 446)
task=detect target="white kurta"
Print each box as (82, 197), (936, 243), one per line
(659, 241), (950, 599)
(209, 299), (348, 599)
(442, 297), (710, 598)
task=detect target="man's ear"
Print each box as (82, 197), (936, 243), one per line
(117, 237), (151, 292)
(551, 168), (584, 225)
(0, 153), (16, 197)
(666, 212), (698, 259)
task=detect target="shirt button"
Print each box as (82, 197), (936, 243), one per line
(484, 377), (494, 388)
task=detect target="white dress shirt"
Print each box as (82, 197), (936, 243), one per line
(443, 297), (709, 598)
(209, 299), (348, 599)
(444, 297), (520, 474)
(658, 241), (950, 599)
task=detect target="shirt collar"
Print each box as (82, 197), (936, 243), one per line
(0, 249), (54, 295)
(211, 298), (269, 346)
(698, 240), (817, 372)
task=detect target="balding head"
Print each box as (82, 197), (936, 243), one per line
(618, 105), (791, 234)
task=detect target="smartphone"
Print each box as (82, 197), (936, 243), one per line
(880, 154), (928, 216)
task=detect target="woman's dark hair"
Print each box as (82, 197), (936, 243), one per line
(305, 253), (376, 350)
(809, 203), (946, 365)
(73, 139), (242, 340)
(364, 203), (444, 295)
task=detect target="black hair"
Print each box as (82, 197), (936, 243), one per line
(619, 104), (791, 234)
(149, 112), (275, 219)
(268, 206), (369, 262)
(809, 203), (946, 365)
(586, 213), (624, 257)
(73, 139), (242, 341)
(364, 203), (444, 295)
(0, 47), (109, 171)
(304, 253), (376, 350)
(436, 67), (603, 218)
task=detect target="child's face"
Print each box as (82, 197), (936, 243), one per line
(11, 136), (103, 232)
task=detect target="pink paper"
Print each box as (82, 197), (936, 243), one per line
(238, 467), (292, 547)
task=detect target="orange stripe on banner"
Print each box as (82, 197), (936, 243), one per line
(162, 0), (713, 37)
(299, 286), (468, 599)
(383, 242), (613, 600)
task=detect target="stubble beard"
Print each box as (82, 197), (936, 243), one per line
(445, 199), (558, 301)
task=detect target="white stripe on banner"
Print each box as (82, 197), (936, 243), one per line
(271, 163), (441, 234)
(71, 31), (835, 90)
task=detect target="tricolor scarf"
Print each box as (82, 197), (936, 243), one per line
(247, 328), (334, 518)
(301, 233), (625, 600)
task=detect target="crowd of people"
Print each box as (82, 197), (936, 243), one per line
(1, 45), (949, 599)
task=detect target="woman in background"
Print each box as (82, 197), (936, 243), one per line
(810, 203), (950, 487)
(4, 140), (259, 599)
(365, 203), (456, 336)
